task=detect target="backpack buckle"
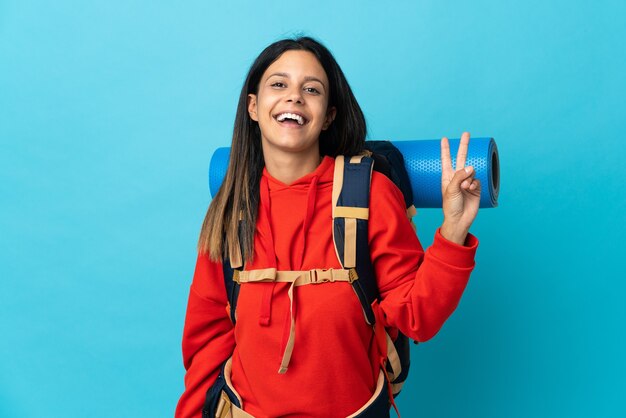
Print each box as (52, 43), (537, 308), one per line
(308, 269), (341, 283)
(348, 268), (358, 283)
(233, 269), (240, 284)
(309, 269), (331, 283)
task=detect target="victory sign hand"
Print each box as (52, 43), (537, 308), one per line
(440, 132), (481, 245)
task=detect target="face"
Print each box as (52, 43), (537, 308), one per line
(247, 50), (336, 159)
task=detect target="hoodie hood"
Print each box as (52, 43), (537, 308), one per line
(261, 156), (335, 192)
(253, 155), (338, 374)
(255, 156), (335, 272)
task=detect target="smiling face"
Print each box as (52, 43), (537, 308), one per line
(247, 50), (336, 161)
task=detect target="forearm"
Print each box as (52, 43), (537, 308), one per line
(440, 221), (470, 246)
(380, 229), (478, 341)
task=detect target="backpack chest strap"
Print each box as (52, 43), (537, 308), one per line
(233, 267), (358, 375)
(234, 268), (357, 286)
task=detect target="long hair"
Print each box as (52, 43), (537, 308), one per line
(198, 36), (367, 261)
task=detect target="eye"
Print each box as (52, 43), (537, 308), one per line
(304, 87), (321, 94)
(271, 82), (286, 88)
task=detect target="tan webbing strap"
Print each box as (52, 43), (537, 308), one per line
(278, 279), (297, 374)
(391, 381), (406, 396)
(386, 332), (402, 382)
(236, 268), (354, 285)
(223, 357), (243, 404)
(217, 395), (253, 417)
(215, 391), (231, 418)
(332, 155), (344, 217)
(407, 205), (418, 232)
(232, 405), (255, 418)
(216, 394), (254, 418)
(350, 154), (365, 164)
(216, 357), (252, 418)
(331, 156), (345, 268)
(333, 206), (369, 220)
(344, 218), (357, 268)
(406, 204), (417, 218)
(234, 268), (276, 283)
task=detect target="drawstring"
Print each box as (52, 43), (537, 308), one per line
(294, 175), (318, 270)
(257, 174), (320, 372)
(278, 175), (318, 373)
(259, 176), (277, 263)
(258, 176), (277, 327)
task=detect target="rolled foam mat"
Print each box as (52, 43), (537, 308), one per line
(209, 137), (499, 208)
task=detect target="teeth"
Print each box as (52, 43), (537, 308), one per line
(276, 112), (305, 125)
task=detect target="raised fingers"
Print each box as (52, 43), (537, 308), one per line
(455, 132), (470, 171)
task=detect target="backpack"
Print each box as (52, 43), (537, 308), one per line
(222, 140), (416, 398)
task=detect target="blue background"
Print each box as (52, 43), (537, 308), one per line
(2, 1), (625, 417)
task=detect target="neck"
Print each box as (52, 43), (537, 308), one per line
(262, 145), (322, 185)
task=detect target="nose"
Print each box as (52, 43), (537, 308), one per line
(285, 86), (303, 104)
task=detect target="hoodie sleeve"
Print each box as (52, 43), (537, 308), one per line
(368, 172), (479, 342)
(175, 253), (235, 418)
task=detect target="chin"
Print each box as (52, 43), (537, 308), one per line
(265, 140), (319, 155)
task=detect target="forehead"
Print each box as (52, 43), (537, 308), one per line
(262, 50), (328, 84)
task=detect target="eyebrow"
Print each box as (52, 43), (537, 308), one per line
(267, 72), (326, 86)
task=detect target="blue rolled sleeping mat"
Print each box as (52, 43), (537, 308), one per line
(209, 137), (499, 208)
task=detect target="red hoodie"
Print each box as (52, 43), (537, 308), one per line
(176, 156), (478, 417)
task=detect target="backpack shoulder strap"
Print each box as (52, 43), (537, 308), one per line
(333, 154), (412, 397)
(332, 155), (379, 325)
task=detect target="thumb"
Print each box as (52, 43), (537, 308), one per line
(447, 166), (475, 194)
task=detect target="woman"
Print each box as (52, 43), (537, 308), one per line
(176, 36), (480, 418)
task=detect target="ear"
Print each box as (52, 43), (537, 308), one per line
(247, 94), (258, 121)
(322, 106), (336, 130)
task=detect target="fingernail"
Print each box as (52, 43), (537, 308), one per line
(464, 166), (472, 173)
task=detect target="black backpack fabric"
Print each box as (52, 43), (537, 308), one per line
(364, 140), (414, 212)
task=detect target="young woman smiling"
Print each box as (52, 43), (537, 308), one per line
(176, 36), (480, 418)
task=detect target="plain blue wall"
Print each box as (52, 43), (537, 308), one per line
(1, 0), (625, 417)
